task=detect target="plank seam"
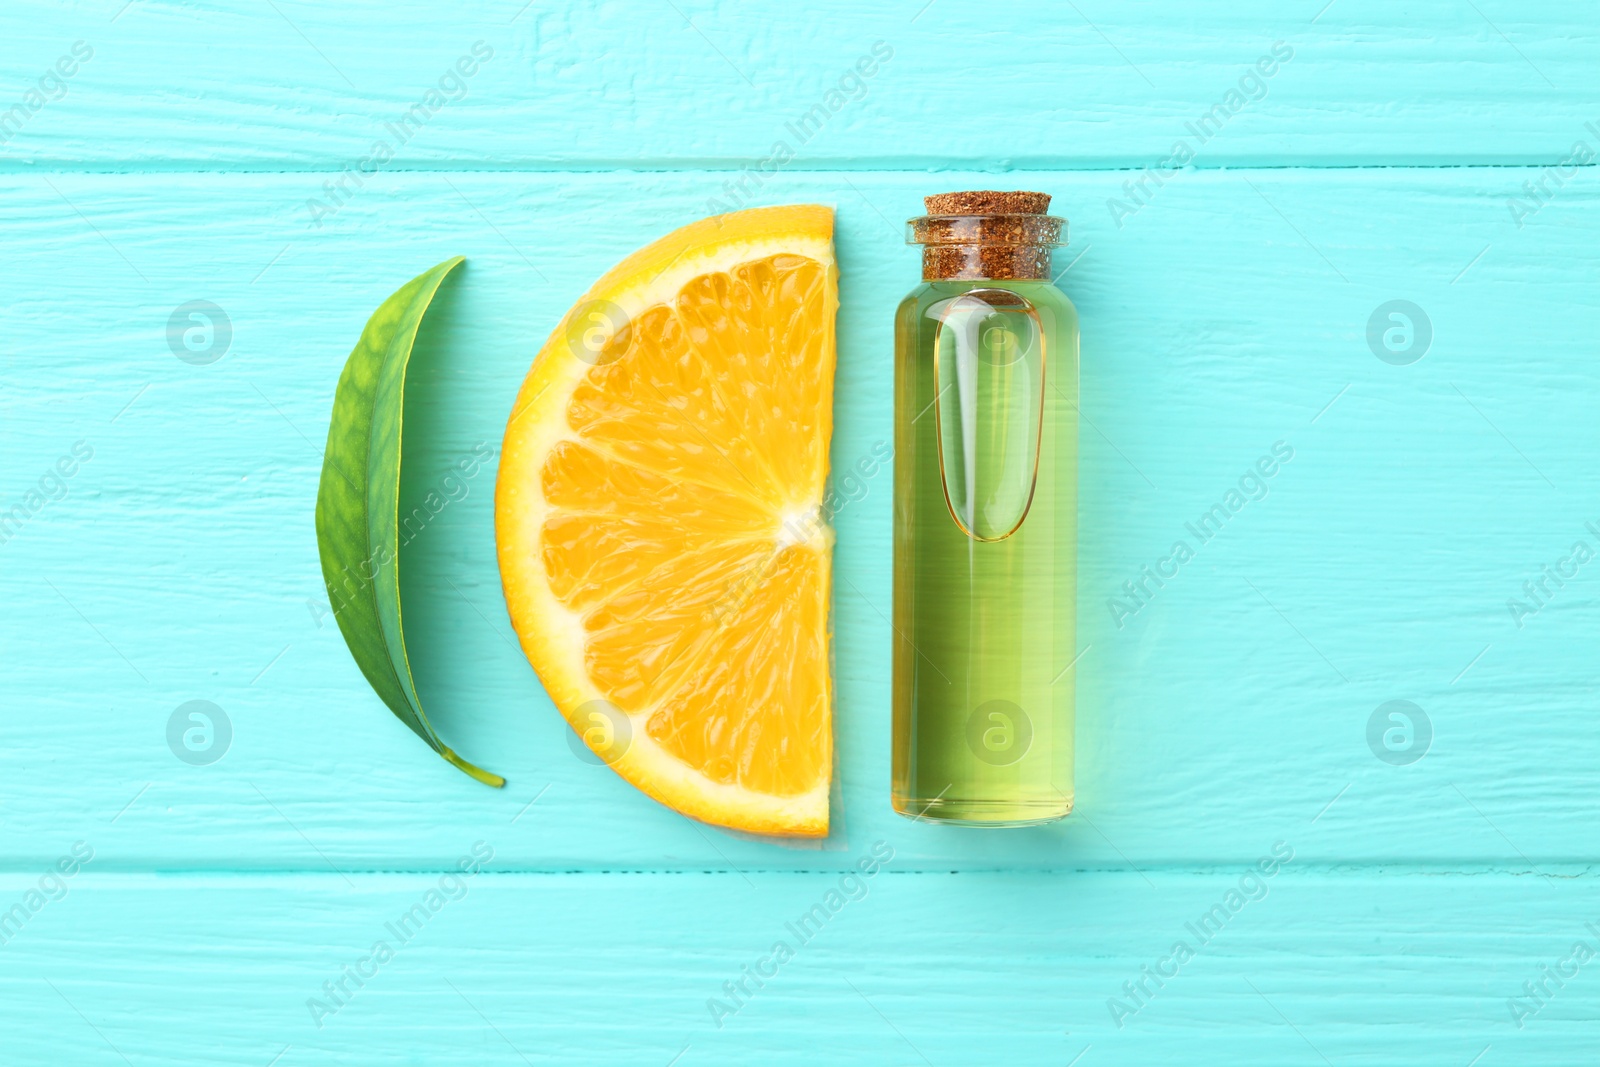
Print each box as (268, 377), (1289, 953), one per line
(1, 161), (1598, 175)
(4, 865), (1596, 879)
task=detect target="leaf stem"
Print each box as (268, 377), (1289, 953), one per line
(439, 746), (506, 788)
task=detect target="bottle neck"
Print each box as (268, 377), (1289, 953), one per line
(909, 212), (1066, 283)
(922, 245), (1053, 282)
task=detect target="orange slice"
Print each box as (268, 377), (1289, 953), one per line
(495, 205), (837, 836)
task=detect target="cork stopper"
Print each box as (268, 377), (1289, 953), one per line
(923, 190), (1052, 216)
(909, 190), (1066, 282)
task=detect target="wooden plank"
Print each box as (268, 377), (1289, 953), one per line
(1, 168), (1596, 871)
(1, 0), (1597, 170)
(0, 867), (1591, 1064)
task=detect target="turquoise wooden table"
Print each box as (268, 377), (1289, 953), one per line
(5, 1), (1599, 1063)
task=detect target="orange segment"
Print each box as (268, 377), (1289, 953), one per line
(495, 205), (836, 836)
(647, 544), (829, 796)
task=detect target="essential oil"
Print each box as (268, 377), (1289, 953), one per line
(892, 190), (1079, 826)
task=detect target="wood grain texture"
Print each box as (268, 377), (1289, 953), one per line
(2, 169), (1595, 872)
(0, 1), (1597, 170)
(0, 869), (1595, 1065)
(3, 1), (1598, 1062)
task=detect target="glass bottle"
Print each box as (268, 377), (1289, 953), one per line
(892, 190), (1078, 826)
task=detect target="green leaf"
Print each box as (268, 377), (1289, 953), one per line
(314, 256), (504, 788)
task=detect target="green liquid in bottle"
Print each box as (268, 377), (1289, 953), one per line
(892, 277), (1078, 826)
